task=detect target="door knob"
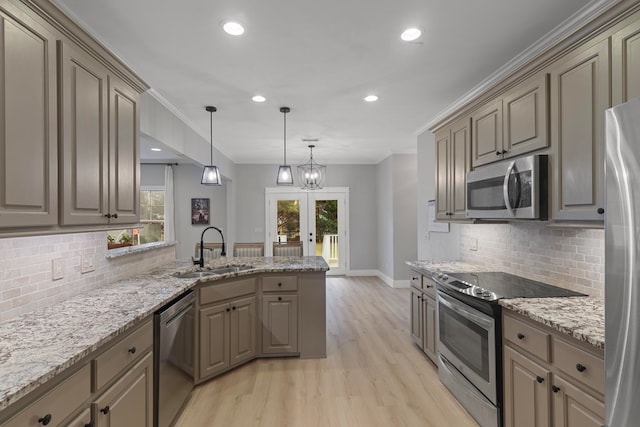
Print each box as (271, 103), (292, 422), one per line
(536, 376), (544, 383)
(38, 414), (52, 425)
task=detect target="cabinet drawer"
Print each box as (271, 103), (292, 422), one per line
(200, 278), (256, 305)
(93, 319), (152, 392)
(503, 315), (550, 362)
(422, 276), (437, 298)
(553, 337), (604, 394)
(262, 275), (297, 292)
(3, 364), (90, 427)
(410, 273), (421, 289)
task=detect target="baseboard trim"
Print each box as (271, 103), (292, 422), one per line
(347, 270), (410, 288)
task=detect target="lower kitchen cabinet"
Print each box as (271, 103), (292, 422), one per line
(199, 296), (256, 380)
(262, 294), (298, 354)
(409, 271), (438, 364)
(93, 352), (153, 427)
(551, 374), (604, 427)
(504, 346), (551, 427)
(503, 311), (604, 427)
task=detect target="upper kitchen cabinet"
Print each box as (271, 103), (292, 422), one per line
(472, 73), (549, 168)
(59, 43), (140, 226)
(435, 116), (470, 220)
(549, 38), (610, 222)
(0, 4), (58, 228)
(0, 0), (147, 232)
(612, 9), (640, 106)
(59, 42), (109, 225)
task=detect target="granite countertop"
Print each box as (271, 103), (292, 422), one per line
(406, 260), (491, 276)
(0, 256), (329, 412)
(499, 296), (604, 350)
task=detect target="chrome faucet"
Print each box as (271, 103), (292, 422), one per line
(196, 226), (226, 268)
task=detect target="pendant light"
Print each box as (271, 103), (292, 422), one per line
(276, 107), (294, 185)
(201, 106), (222, 186)
(297, 144), (326, 190)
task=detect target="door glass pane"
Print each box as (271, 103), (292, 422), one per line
(315, 199), (338, 267)
(277, 200), (300, 242)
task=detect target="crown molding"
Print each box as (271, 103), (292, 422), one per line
(416, 0), (621, 135)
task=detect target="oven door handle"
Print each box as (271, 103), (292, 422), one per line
(438, 291), (494, 329)
(503, 160), (517, 216)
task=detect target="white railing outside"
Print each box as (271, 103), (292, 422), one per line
(322, 234), (339, 266)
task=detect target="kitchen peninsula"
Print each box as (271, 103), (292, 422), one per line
(0, 256), (328, 426)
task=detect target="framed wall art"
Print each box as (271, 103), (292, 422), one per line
(191, 198), (210, 225)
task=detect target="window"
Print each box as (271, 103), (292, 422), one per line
(107, 188), (165, 248)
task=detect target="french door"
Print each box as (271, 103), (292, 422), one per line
(265, 187), (348, 275)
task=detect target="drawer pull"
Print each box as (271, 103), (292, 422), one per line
(536, 376), (544, 383)
(278, 297), (282, 301)
(552, 385), (560, 393)
(128, 346), (136, 354)
(38, 414), (52, 425)
(576, 363), (587, 373)
(100, 405), (110, 415)
(226, 308), (230, 312)
(278, 282), (282, 286)
(517, 333), (525, 340)
(412, 277), (418, 281)
(232, 306), (236, 310)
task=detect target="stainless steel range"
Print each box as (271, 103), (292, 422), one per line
(433, 271), (585, 427)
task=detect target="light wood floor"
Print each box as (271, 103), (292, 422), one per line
(175, 276), (478, 426)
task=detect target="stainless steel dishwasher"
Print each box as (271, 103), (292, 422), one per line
(154, 290), (195, 427)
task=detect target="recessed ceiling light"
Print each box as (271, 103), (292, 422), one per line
(364, 95), (378, 102)
(150, 148), (162, 152)
(401, 27), (422, 42)
(252, 95), (266, 103)
(222, 21), (245, 36)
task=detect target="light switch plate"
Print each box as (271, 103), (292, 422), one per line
(81, 253), (95, 273)
(52, 258), (64, 280)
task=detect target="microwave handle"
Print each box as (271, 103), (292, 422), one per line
(503, 160), (516, 216)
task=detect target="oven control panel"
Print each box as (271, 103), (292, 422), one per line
(435, 273), (499, 301)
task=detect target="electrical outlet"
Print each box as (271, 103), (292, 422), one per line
(81, 253), (96, 273)
(470, 238), (478, 251)
(52, 258), (64, 280)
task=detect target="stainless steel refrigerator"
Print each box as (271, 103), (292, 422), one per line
(605, 96), (640, 426)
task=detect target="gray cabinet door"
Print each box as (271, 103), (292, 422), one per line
(410, 287), (423, 349)
(59, 41), (109, 225)
(612, 10), (640, 106)
(93, 352), (153, 427)
(472, 99), (503, 168)
(199, 303), (230, 379)
(0, 8), (58, 227)
(551, 375), (604, 427)
(108, 75), (139, 224)
(503, 74), (549, 158)
(262, 294), (298, 354)
(550, 39), (609, 221)
(503, 345), (551, 427)
(229, 296), (256, 366)
(423, 294), (437, 362)
(450, 118), (471, 219)
(435, 128), (450, 220)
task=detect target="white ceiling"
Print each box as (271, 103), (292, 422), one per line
(54, 0), (593, 165)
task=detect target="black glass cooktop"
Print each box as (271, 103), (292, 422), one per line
(445, 271), (586, 299)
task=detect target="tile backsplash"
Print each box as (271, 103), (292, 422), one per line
(460, 223), (604, 297)
(0, 232), (175, 322)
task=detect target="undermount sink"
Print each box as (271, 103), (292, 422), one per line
(173, 265), (254, 279)
(208, 265), (254, 275)
(173, 271), (216, 279)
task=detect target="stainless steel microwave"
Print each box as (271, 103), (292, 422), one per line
(466, 154), (548, 220)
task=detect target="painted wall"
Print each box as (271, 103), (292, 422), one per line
(416, 130), (461, 260)
(376, 157), (394, 278)
(234, 163), (379, 271)
(140, 164), (228, 261)
(392, 154), (418, 280)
